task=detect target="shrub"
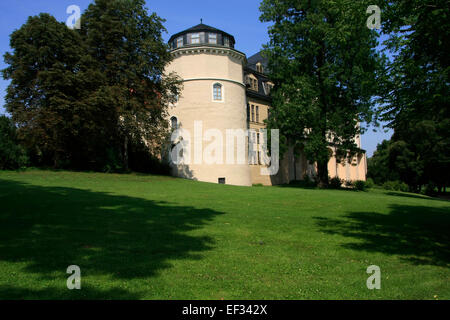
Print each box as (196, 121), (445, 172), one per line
(329, 176), (343, 189)
(102, 147), (124, 173)
(289, 175), (318, 188)
(354, 180), (367, 191)
(365, 178), (375, 189)
(382, 180), (409, 192)
(344, 180), (354, 188)
(398, 182), (409, 192)
(303, 175), (318, 188)
(0, 116), (29, 170)
(382, 181), (395, 190)
(424, 183), (436, 196)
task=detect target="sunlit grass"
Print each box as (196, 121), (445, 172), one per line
(0, 169), (448, 299)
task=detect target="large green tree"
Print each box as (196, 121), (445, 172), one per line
(367, 139), (394, 185)
(80, 0), (181, 170)
(2, 13), (88, 167)
(378, 0), (449, 192)
(2, 0), (181, 171)
(260, 0), (383, 186)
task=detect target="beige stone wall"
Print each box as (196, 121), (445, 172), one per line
(166, 47), (252, 186)
(250, 137), (367, 186)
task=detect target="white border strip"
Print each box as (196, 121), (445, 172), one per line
(182, 78), (245, 88)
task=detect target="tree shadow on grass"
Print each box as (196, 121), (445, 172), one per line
(385, 191), (446, 202)
(0, 178), (223, 299)
(314, 204), (450, 267)
(0, 285), (140, 300)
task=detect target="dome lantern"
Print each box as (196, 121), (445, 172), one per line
(168, 23), (236, 50)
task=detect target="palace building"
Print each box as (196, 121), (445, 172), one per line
(165, 23), (367, 186)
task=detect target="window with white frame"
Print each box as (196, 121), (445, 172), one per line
(209, 33), (217, 44)
(213, 83), (223, 101)
(191, 33), (200, 44)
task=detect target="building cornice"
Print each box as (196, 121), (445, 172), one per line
(170, 45), (247, 62)
(183, 77), (245, 88)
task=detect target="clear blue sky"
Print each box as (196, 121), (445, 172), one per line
(0, 0), (392, 157)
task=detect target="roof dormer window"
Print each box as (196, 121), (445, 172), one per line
(209, 33), (217, 44)
(177, 37), (183, 48)
(256, 62), (264, 73)
(246, 75), (258, 92)
(263, 82), (274, 95)
(191, 33), (200, 44)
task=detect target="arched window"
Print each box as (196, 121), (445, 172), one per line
(170, 116), (178, 129)
(213, 83), (223, 101)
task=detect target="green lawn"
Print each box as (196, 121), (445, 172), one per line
(0, 169), (448, 300)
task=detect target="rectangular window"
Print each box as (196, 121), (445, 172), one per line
(247, 104), (250, 122)
(256, 106), (259, 123)
(177, 37), (183, 48)
(251, 105), (255, 122)
(224, 36), (230, 47)
(191, 33), (200, 44)
(256, 64), (263, 73)
(218, 178), (225, 184)
(252, 79), (258, 91)
(209, 33), (217, 44)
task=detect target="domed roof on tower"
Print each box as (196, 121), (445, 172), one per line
(168, 22), (236, 50)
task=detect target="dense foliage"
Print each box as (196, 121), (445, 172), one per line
(370, 0), (450, 193)
(260, 0), (384, 187)
(2, 0), (181, 172)
(0, 115), (28, 170)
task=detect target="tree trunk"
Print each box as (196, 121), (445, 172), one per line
(123, 135), (129, 172)
(293, 155), (297, 181)
(53, 130), (59, 169)
(317, 41), (328, 188)
(53, 153), (58, 169)
(317, 159), (329, 188)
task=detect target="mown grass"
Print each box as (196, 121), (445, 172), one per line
(0, 169), (448, 299)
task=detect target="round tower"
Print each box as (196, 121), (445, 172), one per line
(166, 23), (252, 186)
